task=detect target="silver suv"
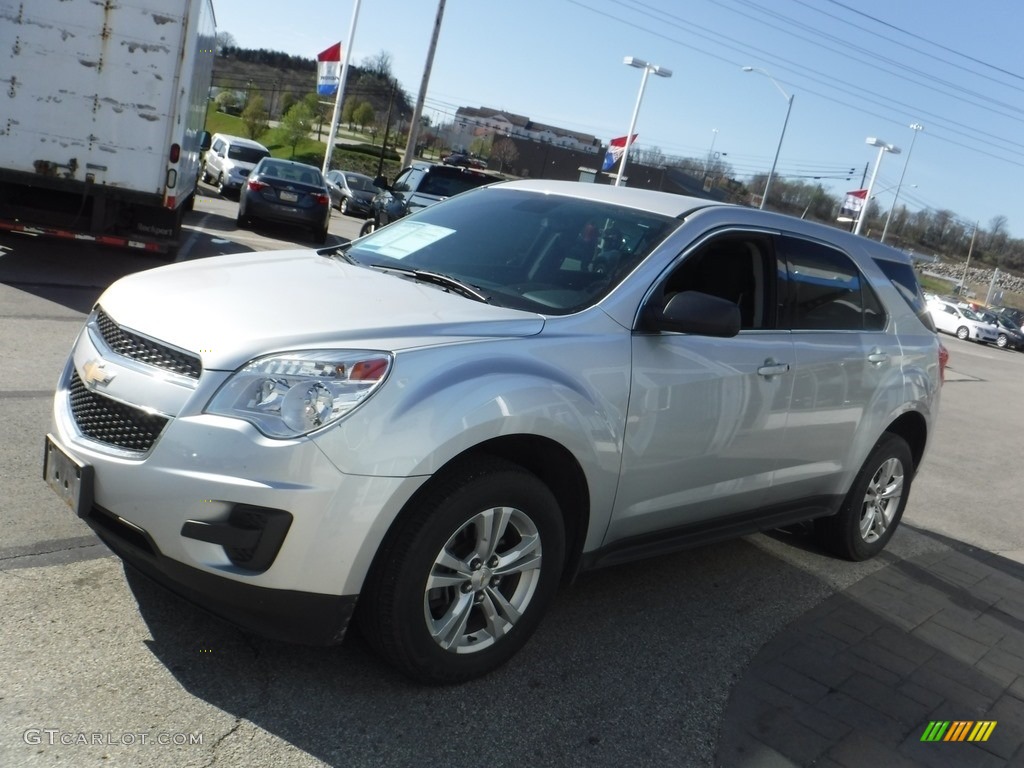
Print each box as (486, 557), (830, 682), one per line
(44, 180), (943, 683)
(201, 133), (270, 197)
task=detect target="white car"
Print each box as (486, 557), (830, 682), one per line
(44, 180), (943, 683)
(928, 299), (999, 343)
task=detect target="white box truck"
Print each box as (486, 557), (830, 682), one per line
(0, 0), (216, 254)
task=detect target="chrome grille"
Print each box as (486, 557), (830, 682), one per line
(95, 307), (202, 379)
(68, 371), (168, 452)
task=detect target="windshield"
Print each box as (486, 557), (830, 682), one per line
(229, 146), (270, 164)
(347, 175), (376, 192)
(962, 308), (983, 321)
(346, 187), (678, 314)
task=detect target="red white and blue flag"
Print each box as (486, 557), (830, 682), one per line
(838, 188), (867, 221)
(602, 134), (638, 172)
(317, 42), (342, 96)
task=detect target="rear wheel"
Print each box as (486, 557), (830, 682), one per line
(816, 433), (913, 561)
(359, 219), (376, 237)
(359, 457), (565, 684)
(340, 198), (349, 215)
(311, 222), (329, 244)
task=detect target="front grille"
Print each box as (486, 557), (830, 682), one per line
(69, 371), (168, 452)
(95, 307), (202, 379)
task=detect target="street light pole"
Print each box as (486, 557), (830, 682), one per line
(854, 137), (900, 236)
(615, 57), (672, 187)
(880, 122), (923, 243)
(742, 67), (793, 210)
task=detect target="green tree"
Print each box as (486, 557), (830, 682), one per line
(280, 102), (314, 157)
(241, 94), (269, 140)
(278, 91), (297, 119)
(342, 97), (361, 128)
(353, 102), (375, 132)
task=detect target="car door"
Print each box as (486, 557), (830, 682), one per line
(771, 234), (900, 503)
(607, 229), (796, 543)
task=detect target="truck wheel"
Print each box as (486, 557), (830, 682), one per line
(359, 457), (565, 684)
(815, 433), (913, 561)
(217, 173), (228, 198)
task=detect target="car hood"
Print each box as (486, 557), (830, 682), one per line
(96, 250), (545, 371)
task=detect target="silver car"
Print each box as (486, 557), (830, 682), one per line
(44, 180), (943, 684)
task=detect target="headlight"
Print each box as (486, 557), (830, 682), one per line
(206, 350), (392, 438)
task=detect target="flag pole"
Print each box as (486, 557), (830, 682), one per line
(322, 0), (361, 175)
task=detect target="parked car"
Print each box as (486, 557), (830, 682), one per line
(325, 170), (377, 217)
(44, 180), (943, 684)
(927, 298), (999, 343)
(202, 134), (271, 197)
(359, 161), (496, 236)
(442, 152), (487, 169)
(236, 158), (331, 244)
(977, 310), (1024, 350)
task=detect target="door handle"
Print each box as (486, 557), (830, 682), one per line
(867, 349), (889, 365)
(757, 359), (790, 377)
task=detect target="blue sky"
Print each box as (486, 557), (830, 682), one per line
(212, 0), (1024, 238)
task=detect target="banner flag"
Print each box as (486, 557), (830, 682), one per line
(317, 43), (343, 96)
(838, 188), (867, 221)
(602, 134), (638, 172)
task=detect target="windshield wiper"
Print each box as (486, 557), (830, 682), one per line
(317, 242), (357, 264)
(368, 264), (490, 303)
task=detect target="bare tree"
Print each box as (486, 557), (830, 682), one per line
(362, 50), (394, 81)
(491, 138), (519, 173)
(216, 31), (236, 55)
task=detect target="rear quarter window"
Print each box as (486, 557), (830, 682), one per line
(873, 258), (936, 332)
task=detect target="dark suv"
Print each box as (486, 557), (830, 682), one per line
(359, 162), (496, 235)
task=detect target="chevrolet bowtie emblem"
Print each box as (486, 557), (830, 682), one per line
(81, 359), (115, 386)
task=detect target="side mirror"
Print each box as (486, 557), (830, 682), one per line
(374, 175), (388, 190)
(199, 131), (212, 152)
(645, 291), (741, 337)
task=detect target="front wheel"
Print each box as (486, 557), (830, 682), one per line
(359, 457), (565, 684)
(997, 334), (1008, 348)
(816, 433), (913, 561)
(359, 219), (377, 237)
(956, 326), (970, 340)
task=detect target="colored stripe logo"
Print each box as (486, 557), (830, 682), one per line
(920, 721), (997, 742)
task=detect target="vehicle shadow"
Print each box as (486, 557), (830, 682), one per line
(126, 537), (836, 768)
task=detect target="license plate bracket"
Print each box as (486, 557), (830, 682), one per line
(43, 435), (94, 518)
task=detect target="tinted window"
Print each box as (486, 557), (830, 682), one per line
(783, 237), (880, 331)
(661, 232), (776, 330)
(229, 145), (270, 163)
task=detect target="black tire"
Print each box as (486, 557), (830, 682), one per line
(359, 457), (565, 684)
(311, 222), (329, 244)
(359, 219), (376, 237)
(815, 433), (913, 561)
(956, 326), (970, 341)
(217, 173), (229, 198)
(997, 334), (1008, 348)
(201, 164), (210, 185)
(183, 190), (196, 212)
(340, 198), (349, 215)
(235, 209), (249, 229)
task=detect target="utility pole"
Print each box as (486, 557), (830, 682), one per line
(402, 0), (446, 167)
(960, 222), (978, 297)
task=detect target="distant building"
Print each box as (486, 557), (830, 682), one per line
(447, 106), (601, 156)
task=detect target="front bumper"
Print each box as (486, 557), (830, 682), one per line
(86, 503), (357, 644)
(47, 318), (427, 641)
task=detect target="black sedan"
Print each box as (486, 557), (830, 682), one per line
(237, 158), (332, 244)
(325, 170), (378, 217)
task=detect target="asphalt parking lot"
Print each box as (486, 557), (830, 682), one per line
(2, 199), (1023, 766)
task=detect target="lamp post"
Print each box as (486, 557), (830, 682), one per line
(880, 122), (923, 243)
(742, 67), (793, 210)
(615, 56), (672, 187)
(854, 137), (900, 236)
(703, 128), (718, 176)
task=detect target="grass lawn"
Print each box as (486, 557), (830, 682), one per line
(204, 104), (401, 179)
